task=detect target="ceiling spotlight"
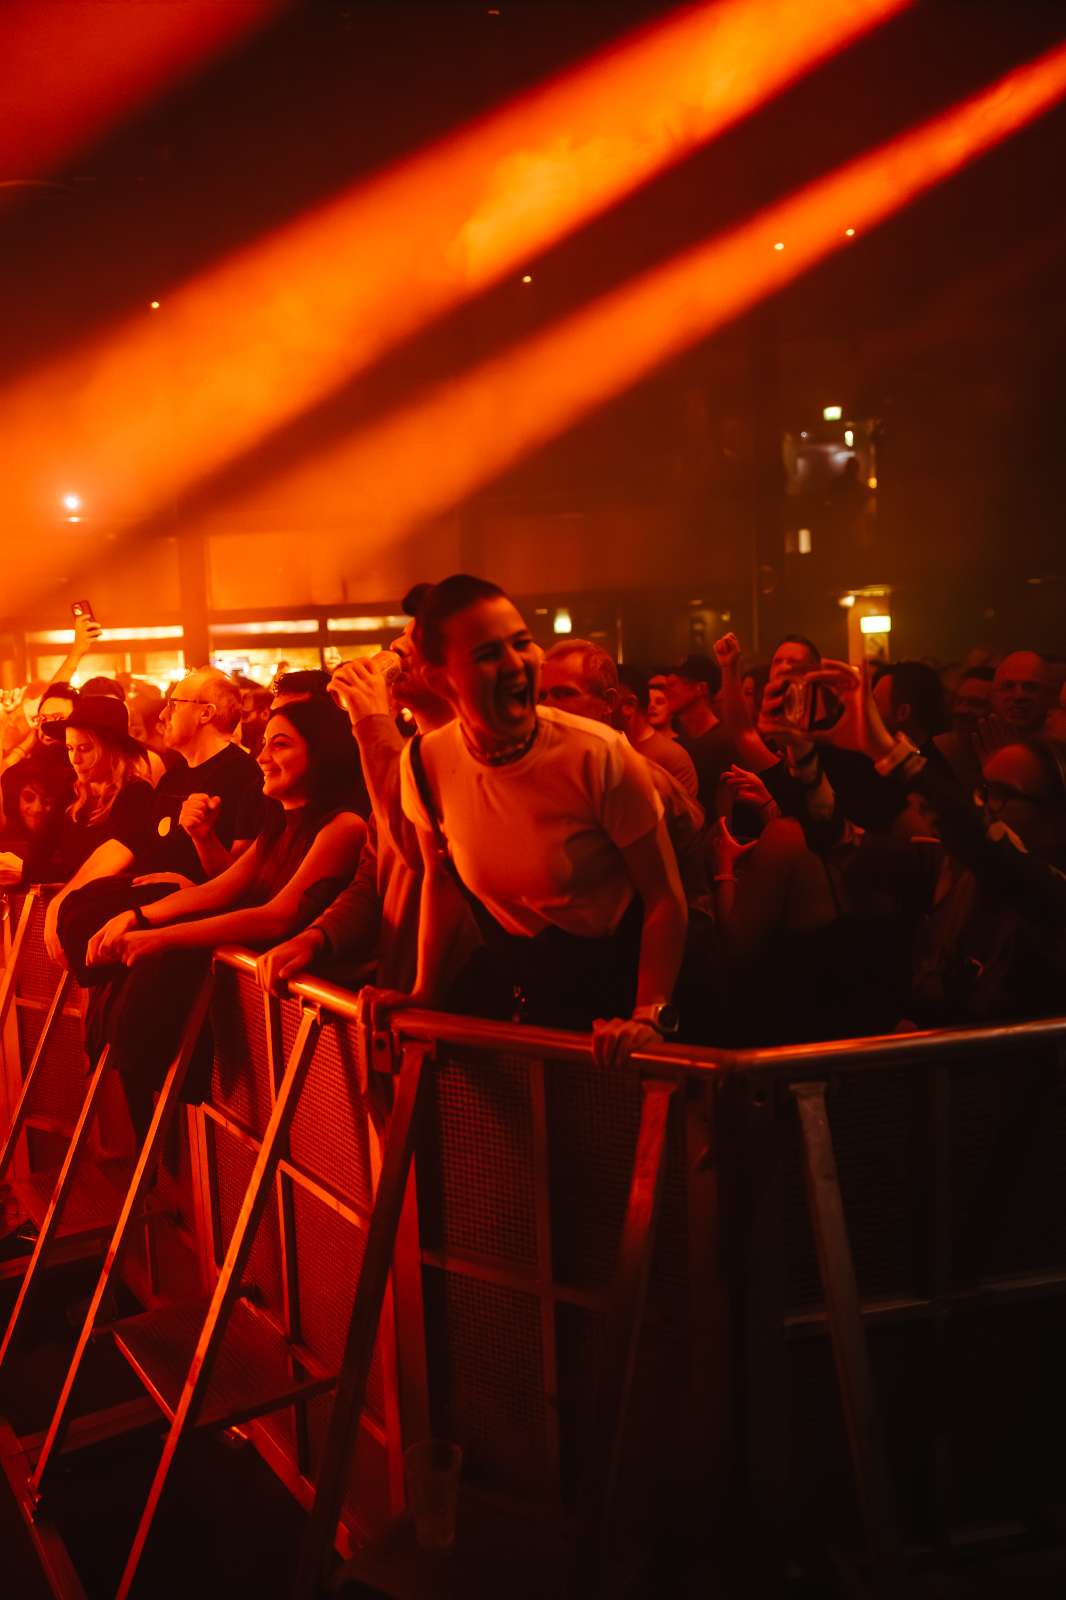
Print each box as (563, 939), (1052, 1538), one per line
(845, 227), (856, 238)
(822, 404), (842, 422)
(66, 515), (82, 524)
(62, 492), (81, 511)
(149, 299), (161, 310)
(772, 241), (784, 252)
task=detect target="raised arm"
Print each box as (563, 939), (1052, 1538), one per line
(49, 613), (102, 691)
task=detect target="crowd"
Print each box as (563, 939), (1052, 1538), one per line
(0, 583), (1064, 1134)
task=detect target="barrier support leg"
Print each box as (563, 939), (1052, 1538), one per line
(790, 1081), (904, 1594)
(0, 1043), (112, 1376)
(112, 1002), (323, 1600)
(571, 1076), (678, 1594)
(29, 978), (214, 1497)
(293, 1039), (429, 1600)
(0, 889), (36, 1039)
(0, 970), (71, 1183)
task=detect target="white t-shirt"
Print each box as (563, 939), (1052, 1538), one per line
(400, 706), (663, 939)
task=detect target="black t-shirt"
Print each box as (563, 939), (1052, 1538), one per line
(140, 742), (267, 880)
(27, 779), (156, 883)
(677, 723), (734, 816)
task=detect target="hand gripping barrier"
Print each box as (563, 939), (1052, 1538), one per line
(0, 892), (1064, 1597)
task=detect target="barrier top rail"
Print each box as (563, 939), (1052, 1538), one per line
(212, 946), (1066, 1082)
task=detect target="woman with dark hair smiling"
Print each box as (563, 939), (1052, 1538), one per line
(83, 697), (366, 1136)
(386, 574), (688, 1068)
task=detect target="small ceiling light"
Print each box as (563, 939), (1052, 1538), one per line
(799, 430), (808, 439)
(867, 475), (878, 489)
(797, 528), (812, 555)
(822, 404), (842, 422)
(62, 492), (81, 511)
(845, 227), (856, 238)
(552, 607), (572, 636)
(860, 614), (892, 635)
(521, 274), (532, 284)
(839, 593), (856, 608)
(844, 427), (855, 448)
(773, 241), (784, 252)
(66, 514), (81, 524)
(149, 299), (161, 310)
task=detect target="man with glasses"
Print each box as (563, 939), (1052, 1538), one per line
(149, 667), (265, 882)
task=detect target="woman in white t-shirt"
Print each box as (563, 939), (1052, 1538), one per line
(389, 575), (688, 1067)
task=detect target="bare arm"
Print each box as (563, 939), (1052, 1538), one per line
(122, 814), (367, 958)
(408, 828), (478, 1003)
(49, 613), (102, 691)
(620, 819), (688, 1010)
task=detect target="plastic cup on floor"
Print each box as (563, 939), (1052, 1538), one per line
(404, 1438), (462, 1551)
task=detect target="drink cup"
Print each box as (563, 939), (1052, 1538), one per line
(370, 649), (402, 686)
(404, 1438), (462, 1550)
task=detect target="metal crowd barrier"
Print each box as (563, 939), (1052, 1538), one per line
(0, 885), (1064, 1597)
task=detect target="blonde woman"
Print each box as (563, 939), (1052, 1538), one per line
(29, 697), (154, 962)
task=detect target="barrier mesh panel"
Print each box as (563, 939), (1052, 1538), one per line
(17, 1004), (86, 1128)
(782, 1067), (924, 1312)
(546, 1059), (643, 1290)
(949, 1045), (1066, 1281)
(417, 1049), (538, 1267)
(210, 966), (273, 1137)
(13, 897), (63, 1002)
(291, 1182), (385, 1421)
(211, 1120), (284, 1311)
(423, 1266), (551, 1498)
(288, 1019), (373, 1213)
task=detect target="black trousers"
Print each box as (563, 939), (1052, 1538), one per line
(58, 878), (213, 1141)
(445, 897), (644, 1032)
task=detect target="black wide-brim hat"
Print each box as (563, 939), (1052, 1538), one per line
(64, 694), (145, 761)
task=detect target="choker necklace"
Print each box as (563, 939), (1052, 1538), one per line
(462, 717), (540, 768)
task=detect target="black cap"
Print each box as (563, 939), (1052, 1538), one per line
(670, 654), (722, 692)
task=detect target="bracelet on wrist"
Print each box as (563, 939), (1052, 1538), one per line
(132, 905), (150, 930)
(874, 735), (921, 778)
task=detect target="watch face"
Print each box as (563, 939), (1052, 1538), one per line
(657, 1004), (680, 1035)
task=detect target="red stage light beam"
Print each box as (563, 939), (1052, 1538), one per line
(0, 0), (908, 541)
(0, 0), (286, 185)
(199, 40), (1066, 573)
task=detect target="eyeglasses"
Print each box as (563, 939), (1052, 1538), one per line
(33, 712), (68, 727)
(974, 781), (1043, 814)
(164, 698), (213, 709)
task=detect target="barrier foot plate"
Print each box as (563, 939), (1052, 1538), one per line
(110, 1296), (336, 1430)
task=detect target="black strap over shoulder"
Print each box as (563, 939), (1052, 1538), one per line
(409, 734), (501, 941)
(409, 734), (450, 864)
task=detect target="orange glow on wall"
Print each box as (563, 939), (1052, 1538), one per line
(0, 0), (908, 552)
(0, 0), (285, 186)
(197, 40), (1066, 573)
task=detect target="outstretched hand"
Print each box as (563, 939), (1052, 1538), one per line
(803, 660), (895, 761)
(709, 815), (756, 879)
